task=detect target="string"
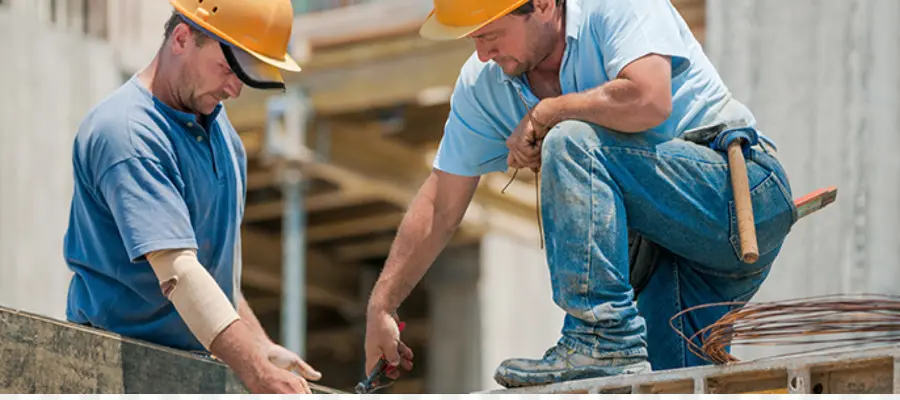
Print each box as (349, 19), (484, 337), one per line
(500, 91), (545, 249)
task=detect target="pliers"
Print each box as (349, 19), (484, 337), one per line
(354, 320), (407, 394)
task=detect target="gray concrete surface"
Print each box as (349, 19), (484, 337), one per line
(0, 8), (122, 319)
(706, 0), (900, 360)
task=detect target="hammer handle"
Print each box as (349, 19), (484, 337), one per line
(727, 140), (759, 263)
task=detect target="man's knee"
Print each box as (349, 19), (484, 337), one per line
(541, 119), (603, 160)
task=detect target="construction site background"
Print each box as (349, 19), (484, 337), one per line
(2, 0), (899, 394)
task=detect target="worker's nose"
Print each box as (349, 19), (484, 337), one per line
(224, 75), (243, 99)
(474, 42), (497, 63)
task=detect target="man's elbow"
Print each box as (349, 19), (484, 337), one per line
(648, 95), (672, 127)
(627, 95), (671, 133)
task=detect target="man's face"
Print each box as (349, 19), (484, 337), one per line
(468, 5), (558, 76)
(170, 24), (243, 115)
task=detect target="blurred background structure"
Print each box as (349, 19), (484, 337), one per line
(1, 0), (897, 393)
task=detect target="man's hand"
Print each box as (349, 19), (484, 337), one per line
(210, 320), (315, 394)
(245, 362), (317, 394)
(364, 310), (414, 379)
(266, 342), (323, 382)
(506, 98), (559, 170)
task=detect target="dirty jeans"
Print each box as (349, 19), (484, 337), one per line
(539, 117), (797, 371)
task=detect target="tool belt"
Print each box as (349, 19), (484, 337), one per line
(629, 119), (771, 298)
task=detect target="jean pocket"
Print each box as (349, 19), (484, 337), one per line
(727, 171), (796, 262)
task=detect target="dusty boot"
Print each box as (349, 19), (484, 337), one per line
(493, 342), (652, 388)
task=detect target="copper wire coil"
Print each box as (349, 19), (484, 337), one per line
(670, 293), (900, 364)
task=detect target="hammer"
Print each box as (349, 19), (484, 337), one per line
(727, 139), (758, 264)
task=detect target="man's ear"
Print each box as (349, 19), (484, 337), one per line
(534, 0), (555, 15)
(169, 23), (192, 55)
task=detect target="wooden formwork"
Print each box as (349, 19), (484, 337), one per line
(485, 344), (900, 394)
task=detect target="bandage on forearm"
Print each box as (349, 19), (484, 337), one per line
(146, 249), (240, 350)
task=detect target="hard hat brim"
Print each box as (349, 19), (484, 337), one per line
(419, 0), (531, 41)
(419, 11), (486, 41)
(222, 43), (289, 90)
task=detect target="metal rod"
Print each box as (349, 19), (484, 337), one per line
(281, 168), (306, 356)
(272, 88), (311, 357)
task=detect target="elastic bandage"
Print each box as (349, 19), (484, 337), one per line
(146, 248), (240, 350)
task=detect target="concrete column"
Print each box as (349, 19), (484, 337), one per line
(425, 243), (482, 393)
(707, 0), (900, 297)
(706, 0), (900, 358)
(476, 232), (565, 391)
(425, 232), (563, 392)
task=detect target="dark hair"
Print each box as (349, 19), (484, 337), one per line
(510, 0), (565, 15)
(162, 10), (208, 46)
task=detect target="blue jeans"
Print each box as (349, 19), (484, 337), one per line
(539, 118), (797, 370)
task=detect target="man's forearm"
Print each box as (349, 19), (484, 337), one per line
(547, 79), (670, 133)
(238, 295), (272, 346)
(367, 183), (458, 314)
(209, 319), (269, 382)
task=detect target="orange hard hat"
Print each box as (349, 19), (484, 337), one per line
(169, 0), (301, 90)
(419, 0), (530, 40)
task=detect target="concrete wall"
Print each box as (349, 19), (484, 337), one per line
(0, 0), (170, 320)
(0, 8), (122, 319)
(706, 0), (900, 357)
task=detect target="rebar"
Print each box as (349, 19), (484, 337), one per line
(670, 293), (900, 364)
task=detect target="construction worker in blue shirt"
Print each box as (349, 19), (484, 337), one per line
(363, 0), (798, 388)
(62, 0), (321, 393)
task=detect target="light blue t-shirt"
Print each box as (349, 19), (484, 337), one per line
(63, 75), (246, 351)
(433, 0), (752, 177)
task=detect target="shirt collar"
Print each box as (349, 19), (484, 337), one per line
(499, 0), (584, 84)
(153, 97), (224, 129)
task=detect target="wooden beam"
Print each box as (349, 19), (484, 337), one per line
(308, 212), (406, 243)
(290, 0), (431, 49)
(241, 228), (360, 291)
(247, 170), (276, 190)
(333, 237), (396, 262)
(241, 268), (360, 313)
(244, 191), (375, 222)
(333, 229), (481, 262)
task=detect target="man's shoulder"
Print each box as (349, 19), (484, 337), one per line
(73, 80), (175, 177)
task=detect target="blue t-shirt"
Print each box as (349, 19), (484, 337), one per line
(433, 0), (755, 177)
(63, 75), (246, 351)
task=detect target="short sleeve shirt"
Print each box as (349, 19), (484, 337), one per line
(63, 75), (246, 351)
(433, 0), (748, 177)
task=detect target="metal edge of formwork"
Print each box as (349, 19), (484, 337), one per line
(480, 344), (900, 394)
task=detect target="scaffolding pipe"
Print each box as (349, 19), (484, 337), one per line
(281, 168), (305, 356)
(265, 88), (311, 356)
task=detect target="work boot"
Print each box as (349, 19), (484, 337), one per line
(493, 342), (652, 388)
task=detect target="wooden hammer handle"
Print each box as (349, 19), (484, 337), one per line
(727, 140), (759, 263)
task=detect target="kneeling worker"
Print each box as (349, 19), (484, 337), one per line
(62, 0), (320, 393)
(365, 0), (796, 389)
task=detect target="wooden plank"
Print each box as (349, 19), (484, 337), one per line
(0, 306), (245, 394)
(240, 268), (360, 312)
(308, 212), (406, 243)
(243, 191), (375, 222)
(241, 228), (362, 289)
(0, 306), (347, 394)
(290, 0), (432, 48)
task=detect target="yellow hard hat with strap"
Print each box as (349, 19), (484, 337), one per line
(169, 0), (301, 90)
(419, 0), (531, 40)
